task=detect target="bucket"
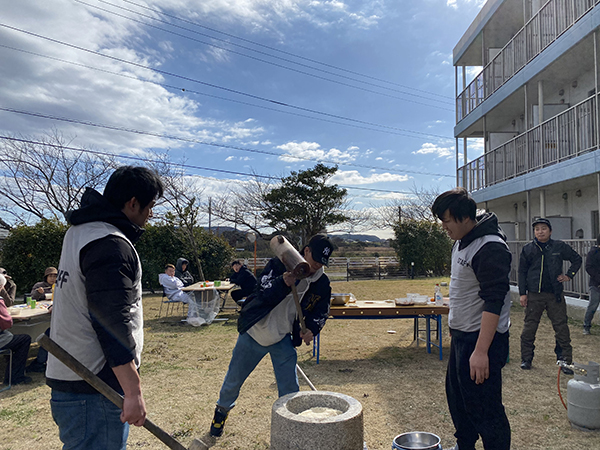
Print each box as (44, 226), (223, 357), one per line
(392, 432), (441, 450)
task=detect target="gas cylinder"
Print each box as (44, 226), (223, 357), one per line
(567, 361), (600, 430)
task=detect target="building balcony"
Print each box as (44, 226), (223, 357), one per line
(458, 93), (598, 191)
(456, 0), (599, 123)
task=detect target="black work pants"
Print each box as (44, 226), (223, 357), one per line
(1, 333), (31, 384)
(446, 328), (510, 450)
(520, 291), (572, 363)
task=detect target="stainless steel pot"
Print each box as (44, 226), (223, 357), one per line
(391, 432), (442, 450)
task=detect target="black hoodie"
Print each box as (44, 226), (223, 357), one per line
(47, 188), (144, 394)
(457, 212), (512, 316)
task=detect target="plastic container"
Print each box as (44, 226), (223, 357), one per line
(434, 285), (443, 306)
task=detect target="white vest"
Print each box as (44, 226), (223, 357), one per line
(449, 235), (511, 333)
(47, 222), (143, 381)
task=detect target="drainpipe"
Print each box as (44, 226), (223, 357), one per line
(597, 173), (600, 227)
(540, 190), (546, 218)
(524, 83), (529, 170)
(595, 31), (599, 149)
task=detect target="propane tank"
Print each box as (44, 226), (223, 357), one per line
(566, 361), (600, 430)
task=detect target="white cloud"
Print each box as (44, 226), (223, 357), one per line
(329, 170), (410, 185)
(276, 141), (358, 163)
(413, 142), (454, 159)
(225, 156), (234, 161)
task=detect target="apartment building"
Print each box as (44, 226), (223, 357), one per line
(454, 0), (600, 294)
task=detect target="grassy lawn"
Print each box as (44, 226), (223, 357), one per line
(1, 278), (599, 449)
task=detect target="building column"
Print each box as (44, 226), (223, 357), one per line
(540, 190), (546, 218)
(538, 80), (544, 124)
(526, 190), (531, 240)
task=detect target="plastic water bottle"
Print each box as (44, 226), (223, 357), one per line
(434, 284), (443, 306)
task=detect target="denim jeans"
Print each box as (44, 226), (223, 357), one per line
(50, 390), (128, 450)
(584, 286), (600, 330)
(217, 332), (298, 410)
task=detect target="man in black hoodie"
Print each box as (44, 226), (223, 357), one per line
(432, 188), (511, 450)
(46, 166), (163, 450)
(210, 235), (334, 438)
(229, 260), (257, 303)
(518, 218), (581, 372)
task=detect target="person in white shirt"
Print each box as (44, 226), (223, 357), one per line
(158, 264), (193, 304)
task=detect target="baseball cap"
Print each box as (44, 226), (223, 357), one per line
(532, 218), (552, 230)
(308, 234), (334, 266)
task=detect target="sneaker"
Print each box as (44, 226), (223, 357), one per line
(13, 376), (33, 385)
(210, 406), (229, 437)
(583, 328), (591, 335)
(520, 360), (532, 370)
(26, 361), (46, 373)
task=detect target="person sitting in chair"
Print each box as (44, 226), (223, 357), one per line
(229, 261), (257, 305)
(159, 264), (194, 304)
(175, 258), (194, 287)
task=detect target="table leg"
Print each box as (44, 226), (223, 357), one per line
(437, 314), (443, 360)
(413, 318), (419, 346)
(426, 316), (432, 354)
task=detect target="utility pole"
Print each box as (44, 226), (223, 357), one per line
(208, 197), (212, 234)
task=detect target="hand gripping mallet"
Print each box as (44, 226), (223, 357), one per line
(269, 235), (311, 334)
(38, 334), (208, 450)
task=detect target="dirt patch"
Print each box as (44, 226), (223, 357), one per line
(1, 278), (599, 449)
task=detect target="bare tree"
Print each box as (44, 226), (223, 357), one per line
(0, 131), (117, 223)
(147, 152), (208, 280)
(373, 184), (442, 229)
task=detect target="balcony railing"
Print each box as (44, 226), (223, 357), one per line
(456, 0), (599, 122)
(458, 94), (598, 191)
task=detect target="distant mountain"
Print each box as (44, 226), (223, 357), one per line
(331, 233), (383, 243)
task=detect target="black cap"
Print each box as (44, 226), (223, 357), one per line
(308, 234), (334, 267)
(532, 218), (552, 230)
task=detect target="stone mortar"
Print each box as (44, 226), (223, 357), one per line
(270, 391), (363, 450)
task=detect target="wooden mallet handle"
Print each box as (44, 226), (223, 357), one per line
(38, 334), (188, 450)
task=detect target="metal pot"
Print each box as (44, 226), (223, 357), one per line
(392, 432), (441, 450)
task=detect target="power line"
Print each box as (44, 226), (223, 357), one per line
(114, 0), (454, 101)
(72, 0), (454, 111)
(0, 24), (455, 133)
(0, 106), (454, 178)
(0, 44), (453, 142)
(0, 135), (417, 196)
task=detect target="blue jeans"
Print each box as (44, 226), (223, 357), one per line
(584, 286), (600, 329)
(50, 390), (128, 450)
(217, 332), (298, 410)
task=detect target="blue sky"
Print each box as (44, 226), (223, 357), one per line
(0, 0), (486, 237)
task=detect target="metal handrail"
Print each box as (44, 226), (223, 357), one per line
(456, 0), (598, 122)
(458, 93), (598, 191)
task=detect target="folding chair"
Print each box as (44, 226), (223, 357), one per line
(0, 348), (12, 392)
(157, 288), (185, 318)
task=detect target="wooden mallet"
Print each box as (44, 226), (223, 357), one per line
(38, 334), (208, 450)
